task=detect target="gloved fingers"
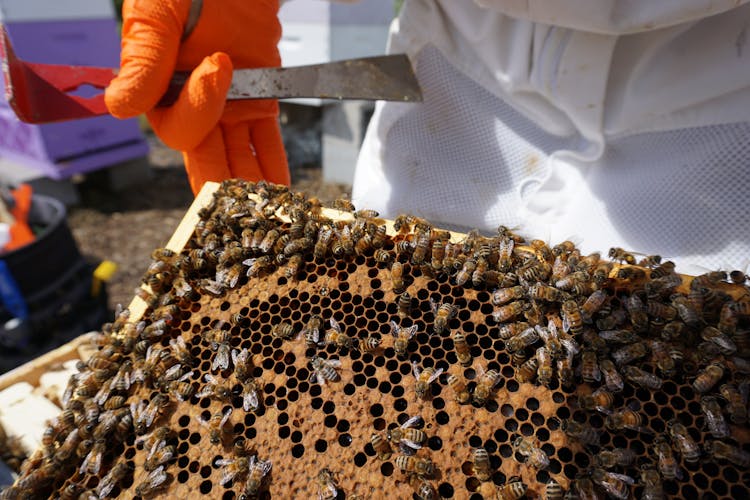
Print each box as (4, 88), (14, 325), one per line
(222, 122), (265, 182)
(250, 117), (291, 186)
(105, 0), (191, 118)
(183, 126), (231, 196)
(147, 53), (234, 151)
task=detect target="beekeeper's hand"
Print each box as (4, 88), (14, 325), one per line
(104, 0), (290, 194)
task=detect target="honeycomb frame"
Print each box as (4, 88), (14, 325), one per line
(3, 180), (749, 500)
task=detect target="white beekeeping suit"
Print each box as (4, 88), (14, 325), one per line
(352, 0), (750, 272)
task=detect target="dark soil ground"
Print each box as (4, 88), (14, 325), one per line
(68, 132), (351, 311)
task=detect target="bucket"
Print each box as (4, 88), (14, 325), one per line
(0, 194), (108, 370)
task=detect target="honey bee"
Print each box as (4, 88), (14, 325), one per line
(200, 407), (233, 444)
(624, 294), (649, 333)
(168, 336), (194, 367)
(605, 408), (653, 434)
(50, 427), (80, 468)
(428, 299), (457, 335)
(297, 315), (323, 349)
(407, 473), (436, 500)
(311, 467), (339, 500)
(197, 373), (233, 402)
(579, 388), (615, 414)
(598, 359), (624, 392)
(700, 396), (729, 438)
(283, 236), (313, 257)
(580, 349), (601, 383)
(666, 420), (700, 463)
(515, 356), (539, 384)
(472, 446), (492, 481)
(411, 231), (431, 266)
(390, 321), (418, 358)
(360, 335), (382, 353)
(492, 285), (526, 305)
(374, 248), (392, 263)
(243, 255), (273, 278)
(692, 362), (724, 393)
(371, 433), (393, 460)
(645, 301), (677, 321)
(492, 301), (529, 324)
(387, 415), (426, 454)
(719, 383), (748, 424)
(616, 266), (647, 281)
(704, 440), (750, 467)
(215, 456), (251, 486)
(528, 283), (568, 303)
(651, 435), (683, 480)
(608, 247), (636, 265)
(446, 373), (471, 404)
(144, 443), (175, 472)
(505, 326), (539, 353)
(241, 378), (262, 413)
(391, 261), (406, 294)
(473, 367), (501, 406)
(455, 257), (477, 287)
(284, 253), (304, 278)
(314, 227), (333, 261)
(561, 300), (583, 335)
(555, 271), (590, 291)
(498, 322), (530, 340)
(272, 321), (295, 340)
(448, 331), (472, 367)
(231, 348), (253, 382)
(559, 419), (601, 447)
(640, 467), (664, 500)
(536, 346), (553, 387)
(134, 464), (170, 497)
(670, 294), (702, 328)
(412, 361), (444, 400)
(322, 318), (356, 351)
(611, 341), (649, 367)
(513, 436), (550, 470)
(496, 476), (527, 500)
(396, 455), (435, 478)
(397, 292), (413, 319)
(557, 353), (575, 389)
(701, 326), (737, 355)
(332, 226), (354, 257)
(594, 448), (636, 469)
(332, 197), (355, 212)
(590, 468), (634, 500)
(622, 365), (663, 390)
(96, 462), (133, 499)
(310, 356), (342, 386)
(258, 228), (280, 253)
(131, 394), (170, 435)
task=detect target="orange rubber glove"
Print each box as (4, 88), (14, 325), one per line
(105, 0), (290, 195)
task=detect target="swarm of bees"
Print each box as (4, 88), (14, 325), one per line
(2, 179), (749, 499)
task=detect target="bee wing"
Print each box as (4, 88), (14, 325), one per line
(390, 320), (400, 338)
(399, 440), (422, 453)
(256, 458), (273, 477)
(147, 465), (168, 488)
(411, 361), (421, 379)
(401, 415), (423, 429)
(427, 367), (444, 384)
(606, 471), (635, 485)
(403, 325), (418, 339)
(329, 318), (341, 333)
(164, 364), (183, 381)
(213, 345), (231, 372)
(147, 439), (167, 461)
(220, 407), (234, 427)
(321, 482), (337, 500)
(243, 390), (259, 412)
(429, 298), (439, 314)
(327, 359), (342, 368)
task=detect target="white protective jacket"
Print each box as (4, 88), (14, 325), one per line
(351, 0), (750, 272)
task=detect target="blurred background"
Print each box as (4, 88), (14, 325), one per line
(0, 0), (400, 372)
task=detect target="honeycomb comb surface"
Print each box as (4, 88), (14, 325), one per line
(7, 180), (750, 500)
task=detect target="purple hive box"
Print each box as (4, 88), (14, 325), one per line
(0, 17), (148, 180)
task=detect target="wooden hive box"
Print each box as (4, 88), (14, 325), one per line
(1, 180), (749, 500)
